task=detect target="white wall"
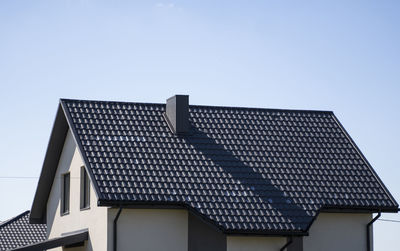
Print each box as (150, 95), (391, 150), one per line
(108, 209), (188, 251)
(303, 213), (372, 251)
(46, 130), (108, 251)
(227, 236), (286, 251)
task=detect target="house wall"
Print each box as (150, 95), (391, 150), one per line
(108, 208), (188, 251)
(226, 236), (286, 251)
(46, 130), (108, 251)
(303, 213), (372, 251)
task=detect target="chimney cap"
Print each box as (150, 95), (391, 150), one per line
(167, 94), (189, 101)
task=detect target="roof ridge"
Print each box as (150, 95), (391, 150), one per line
(60, 98), (165, 107)
(60, 98), (333, 114)
(191, 104), (333, 114)
(0, 210), (30, 229)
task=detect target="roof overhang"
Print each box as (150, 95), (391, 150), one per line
(320, 205), (399, 213)
(29, 104), (69, 224)
(29, 100), (104, 224)
(10, 229), (88, 251)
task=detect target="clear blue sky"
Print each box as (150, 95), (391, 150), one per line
(0, 0), (399, 249)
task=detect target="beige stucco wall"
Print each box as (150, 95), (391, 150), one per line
(108, 209), (188, 251)
(46, 130), (108, 251)
(227, 236), (286, 251)
(303, 212), (372, 251)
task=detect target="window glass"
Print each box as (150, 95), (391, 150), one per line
(81, 167), (90, 209)
(62, 173), (70, 214)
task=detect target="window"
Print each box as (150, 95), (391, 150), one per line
(80, 166), (90, 209)
(61, 173), (70, 215)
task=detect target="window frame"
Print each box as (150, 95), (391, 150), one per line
(61, 172), (70, 216)
(80, 166), (90, 210)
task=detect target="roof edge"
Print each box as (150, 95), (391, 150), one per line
(321, 205), (399, 213)
(60, 100), (104, 201)
(0, 210), (30, 228)
(30, 104), (69, 224)
(304, 204), (399, 233)
(30, 100), (105, 224)
(59, 98), (334, 114)
(330, 113), (399, 208)
(9, 229), (88, 251)
(223, 229), (307, 237)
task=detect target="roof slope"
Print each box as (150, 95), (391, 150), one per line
(38, 99), (399, 234)
(0, 211), (46, 251)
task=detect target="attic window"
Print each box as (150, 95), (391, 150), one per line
(61, 173), (70, 215)
(80, 166), (90, 210)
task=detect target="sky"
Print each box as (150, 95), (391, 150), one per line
(0, 0), (399, 249)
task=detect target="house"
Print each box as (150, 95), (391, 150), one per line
(15, 95), (398, 251)
(0, 211), (46, 251)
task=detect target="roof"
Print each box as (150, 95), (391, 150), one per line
(9, 229), (87, 251)
(0, 211), (46, 251)
(31, 98), (398, 235)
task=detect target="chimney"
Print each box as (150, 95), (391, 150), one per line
(165, 95), (189, 134)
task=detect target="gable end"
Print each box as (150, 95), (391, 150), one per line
(30, 101), (103, 224)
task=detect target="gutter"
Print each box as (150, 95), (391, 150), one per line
(113, 207), (123, 251)
(280, 236), (293, 251)
(367, 212), (381, 251)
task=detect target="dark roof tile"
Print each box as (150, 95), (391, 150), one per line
(0, 211), (46, 250)
(61, 99), (398, 233)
